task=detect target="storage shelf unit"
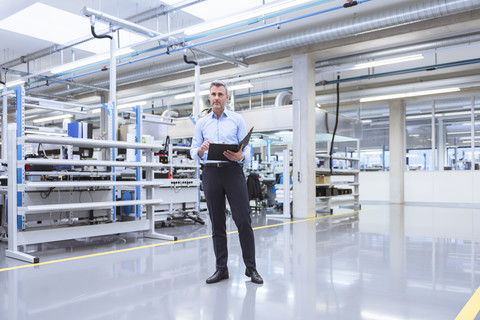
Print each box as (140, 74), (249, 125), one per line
(147, 144), (202, 224)
(315, 152), (361, 214)
(5, 87), (181, 264)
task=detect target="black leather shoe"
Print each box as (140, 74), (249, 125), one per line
(245, 268), (263, 284)
(206, 269), (229, 284)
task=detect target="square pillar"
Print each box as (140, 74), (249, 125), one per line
(389, 99), (405, 204)
(292, 54), (316, 218)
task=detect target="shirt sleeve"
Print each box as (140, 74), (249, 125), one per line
(237, 116), (251, 164)
(190, 118), (206, 162)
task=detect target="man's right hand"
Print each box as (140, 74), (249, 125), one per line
(198, 140), (211, 158)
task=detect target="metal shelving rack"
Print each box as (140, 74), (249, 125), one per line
(148, 144), (201, 224)
(315, 153), (361, 214)
(5, 87), (186, 263)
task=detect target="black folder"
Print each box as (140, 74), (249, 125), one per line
(207, 127), (254, 161)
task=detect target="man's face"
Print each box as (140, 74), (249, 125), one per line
(209, 85), (229, 111)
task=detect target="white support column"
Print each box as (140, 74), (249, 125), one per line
(471, 96), (475, 171)
(2, 84), (7, 160)
(292, 54), (316, 218)
(109, 29), (117, 142)
(438, 118), (445, 171)
(431, 101), (436, 171)
(389, 99), (405, 204)
(193, 65), (201, 118)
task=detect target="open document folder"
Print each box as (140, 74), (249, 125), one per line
(207, 127), (254, 161)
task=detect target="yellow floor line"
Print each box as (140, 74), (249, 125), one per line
(455, 286), (480, 320)
(0, 209), (361, 273)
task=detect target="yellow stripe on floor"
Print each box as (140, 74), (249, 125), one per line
(0, 210), (361, 273)
(455, 286), (480, 320)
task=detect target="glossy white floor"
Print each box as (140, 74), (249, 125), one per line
(1, 204), (480, 320)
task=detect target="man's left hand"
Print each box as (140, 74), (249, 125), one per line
(223, 144), (244, 162)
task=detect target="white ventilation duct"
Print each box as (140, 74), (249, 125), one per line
(53, 0), (480, 96)
(275, 91), (292, 107)
(161, 109), (179, 118)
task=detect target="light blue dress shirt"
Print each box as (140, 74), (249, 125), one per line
(190, 109), (251, 163)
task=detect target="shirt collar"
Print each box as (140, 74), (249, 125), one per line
(210, 108), (231, 119)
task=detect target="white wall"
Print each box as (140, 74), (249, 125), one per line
(360, 171), (480, 205)
(359, 171), (390, 202)
(359, 205), (480, 241)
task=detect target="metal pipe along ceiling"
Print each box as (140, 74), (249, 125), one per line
(52, 0), (480, 97)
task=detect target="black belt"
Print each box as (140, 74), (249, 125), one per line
(204, 162), (239, 168)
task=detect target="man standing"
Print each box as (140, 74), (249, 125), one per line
(190, 80), (263, 284)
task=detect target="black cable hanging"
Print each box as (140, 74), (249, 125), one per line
(183, 48), (198, 66)
(0, 70), (6, 85)
(329, 74), (340, 175)
(90, 25), (113, 40)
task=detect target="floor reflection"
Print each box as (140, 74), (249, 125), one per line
(1, 205), (479, 319)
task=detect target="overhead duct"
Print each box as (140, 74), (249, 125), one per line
(275, 91), (292, 107)
(51, 0), (480, 97)
(161, 109), (179, 118)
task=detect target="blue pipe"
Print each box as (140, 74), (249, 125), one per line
(24, 0), (369, 91)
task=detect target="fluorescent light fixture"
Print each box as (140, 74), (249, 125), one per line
(350, 54), (423, 70)
(24, 130), (67, 137)
(118, 101), (147, 109)
(362, 149), (384, 154)
(163, 0), (262, 21)
(406, 114), (432, 120)
(360, 87), (461, 103)
(6, 79), (25, 88)
(448, 131), (480, 135)
(184, 0), (313, 36)
(51, 47), (134, 74)
(91, 101), (147, 114)
(407, 110), (480, 120)
(174, 83), (253, 99)
(0, 3), (146, 54)
(361, 119), (372, 124)
(32, 114), (73, 124)
(175, 89), (210, 100)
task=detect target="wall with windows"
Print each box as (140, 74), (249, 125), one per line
(358, 95), (480, 205)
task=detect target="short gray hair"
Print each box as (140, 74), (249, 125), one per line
(210, 80), (228, 95)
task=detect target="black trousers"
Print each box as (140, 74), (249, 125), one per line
(202, 164), (256, 271)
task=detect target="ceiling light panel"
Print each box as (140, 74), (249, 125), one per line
(0, 2), (146, 54)
(163, 0), (265, 21)
(183, 0), (313, 35)
(350, 54), (424, 70)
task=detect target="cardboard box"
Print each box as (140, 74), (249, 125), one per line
(316, 174), (330, 185)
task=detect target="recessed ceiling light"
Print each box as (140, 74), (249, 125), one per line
(360, 87), (461, 103)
